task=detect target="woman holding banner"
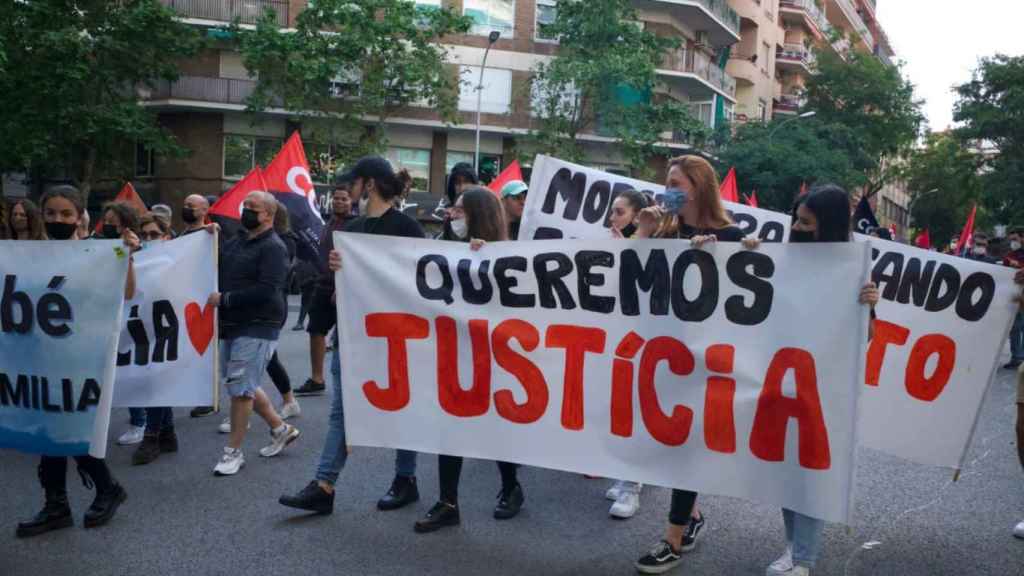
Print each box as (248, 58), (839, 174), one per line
(412, 185), (526, 533)
(16, 185), (137, 538)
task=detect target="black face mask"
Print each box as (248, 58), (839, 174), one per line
(181, 207), (198, 224)
(241, 208), (261, 230)
(101, 224), (121, 239)
(621, 223), (638, 238)
(45, 221), (77, 240)
(789, 229), (816, 243)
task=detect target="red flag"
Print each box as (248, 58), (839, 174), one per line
(954, 204), (977, 255)
(915, 229), (931, 249)
(262, 132), (322, 222)
(889, 224), (897, 239)
(488, 160), (524, 198)
(746, 190), (759, 208)
(96, 182), (147, 232)
(719, 167), (739, 203)
(210, 167), (269, 220)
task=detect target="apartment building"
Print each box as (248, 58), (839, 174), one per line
(136, 0), (742, 218)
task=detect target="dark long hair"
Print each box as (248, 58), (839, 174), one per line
(446, 162), (478, 206)
(617, 189), (650, 214)
(103, 201), (142, 234)
(462, 186), (507, 242)
(10, 199), (46, 240)
(797, 184), (851, 242)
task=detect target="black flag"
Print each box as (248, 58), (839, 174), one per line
(853, 196), (879, 235)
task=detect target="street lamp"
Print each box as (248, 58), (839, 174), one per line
(768, 111), (816, 148)
(475, 30), (501, 174)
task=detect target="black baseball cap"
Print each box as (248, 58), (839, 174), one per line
(340, 155), (395, 183)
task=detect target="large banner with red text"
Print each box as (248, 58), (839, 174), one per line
(337, 233), (870, 523)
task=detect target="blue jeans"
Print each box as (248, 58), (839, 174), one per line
(783, 508), (825, 568)
(1010, 312), (1024, 361)
(314, 347), (417, 484)
(129, 407), (146, 428)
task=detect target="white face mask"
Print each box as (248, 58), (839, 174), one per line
(357, 196), (369, 216)
(450, 217), (468, 239)
(973, 246), (987, 256)
(1012, 241), (1021, 251)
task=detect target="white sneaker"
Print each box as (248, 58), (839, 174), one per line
(609, 490), (640, 519)
(605, 480), (625, 501)
(766, 548), (794, 576)
(280, 401), (301, 420)
(213, 447), (245, 476)
(1014, 520), (1024, 539)
(218, 417), (250, 434)
(117, 425), (146, 445)
(259, 424), (300, 457)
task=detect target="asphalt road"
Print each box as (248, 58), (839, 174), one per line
(2, 300), (1023, 576)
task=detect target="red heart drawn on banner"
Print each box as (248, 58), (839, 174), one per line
(185, 302), (215, 356)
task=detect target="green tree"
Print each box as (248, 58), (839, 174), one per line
(712, 118), (867, 212)
(525, 0), (708, 177)
(954, 54), (1024, 226)
(0, 0), (203, 201)
(804, 48), (925, 199)
(238, 0), (470, 169)
(902, 133), (982, 246)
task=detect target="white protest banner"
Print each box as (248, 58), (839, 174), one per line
(860, 236), (1017, 467)
(522, 157), (1021, 469)
(338, 233), (870, 522)
(112, 232), (217, 408)
(0, 240), (129, 458)
(521, 155), (792, 242)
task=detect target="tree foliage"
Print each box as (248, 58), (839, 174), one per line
(238, 0), (470, 167)
(0, 0), (203, 200)
(525, 0), (708, 177)
(954, 54), (1024, 226)
(804, 48), (925, 198)
(712, 118), (867, 212)
(902, 133), (982, 245)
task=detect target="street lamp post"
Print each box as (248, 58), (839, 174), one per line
(475, 30), (501, 174)
(768, 110), (816, 148)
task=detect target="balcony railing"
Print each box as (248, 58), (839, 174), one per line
(776, 44), (815, 69)
(660, 51), (736, 98)
(693, 0), (741, 38)
(140, 75), (283, 107)
(833, 0), (874, 51)
(779, 0), (832, 38)
(774, 94), (804, 113)
(159, 0), (290, 27)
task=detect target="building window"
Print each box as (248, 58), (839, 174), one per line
(223, 135), (282, 179)
(446, 151), (475, 173)
(446, 151), (502, 184)
(535, 0), (558, 42)
(386, 147), (431, 192)
(757, 100), (767, 122)
(135, 142), (155, 177)
(464, 0), (515, 38)
(458, 66), (512, 114)
(531, 76), (578, 117)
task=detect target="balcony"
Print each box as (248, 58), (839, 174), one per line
(659, 50), (736, 102)
(773, 94), (803, 116)
(776, 43), (815, 73)
(826, 0), (874, 52)
(158, 0), (290, 27)
(139, 75), (282, 108)
(637, 0), (741, 46)
(779, 0), (832, 40)
(726, 50), (760, 87)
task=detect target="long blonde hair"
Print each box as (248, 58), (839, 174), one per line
(657, 155), (732, 238)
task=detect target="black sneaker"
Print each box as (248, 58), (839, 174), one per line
(279, 480), (334, 515)
(291, 322), (305, 331)
(294, 378), (326, 396)
(681, 513), (705, 552)
(635, 540), (682, 574)
(493, 483), (524, 519)
(16, 492), (73, 538)
(1003, 360), (1021, 370)
(83, 483), (127, 528)
(413, 501), (460, 533)
(190, 406), (217, 418)
(377, 475), (419, 511)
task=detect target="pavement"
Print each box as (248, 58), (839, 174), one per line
(2, 298), (1023, 576)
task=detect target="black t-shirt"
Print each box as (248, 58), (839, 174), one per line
(342, 208), (425, 239)
(673, 223), (744, 241)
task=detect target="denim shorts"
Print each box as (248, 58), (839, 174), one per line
(220, 337), (276, 399)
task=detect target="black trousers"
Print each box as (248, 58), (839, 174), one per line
(668, 489), (698, 526)
(39, 455), (114, 494)
(266, 351), (291, 396)
(438, 455), (519, 505)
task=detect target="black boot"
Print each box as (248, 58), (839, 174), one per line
(158, 429), (179, 453)
(377, 475), (419, 511)
(494, 483), (524, 519)
(76, 457), (126, 528)
(132, 433), (161, 466)
(16, 490), (72, 538)
(414, 501), (460, 533)
(279, 480), (334, 514)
